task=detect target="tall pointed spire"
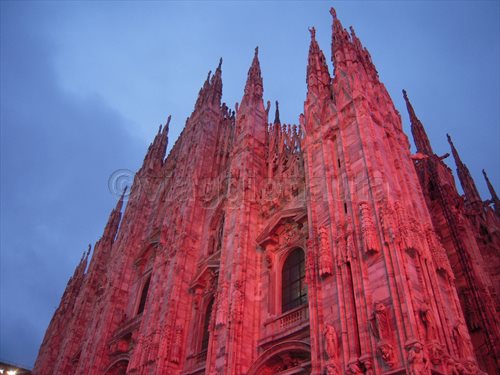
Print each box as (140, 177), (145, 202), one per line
(447, 134), (482, 205)
(306, 26), (331, 99)
(483, 169), (500, 215)
(142, 116), (170, 171)
(193, 59), (224, 110)
(274, 100), (280, 124)
(101, 185), (127, 243)
(403, 89), (434, 155)
(241, 47), (264, 108)
(330, 8), (378, 79)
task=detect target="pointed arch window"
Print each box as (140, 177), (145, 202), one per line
(281, 248), (307, 312)
(137, 275), (151, 315)
(201, 297), (214, 351)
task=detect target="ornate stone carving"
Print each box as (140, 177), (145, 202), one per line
(231, 280), (244, 324)
(419, 300), (437, 341)
(424, 224), (453, 277)
(318, 226), (333, 278)
(170, 325), (183, 364)
(305, 239), (316, 284)
(370, 301), (391, 341)
(360, 356), (374, 375)
(394, 201), (417, 250)
(427, 341), (444, 365)
(376, 342), (395, 368)
(325, 362), (340, 375)
(215, 281), (227, 327)
(324, 323), (338, 361)
(346, 359), (363, 374)
(359, 201), (379, 254)
(407, 342), (430, 375)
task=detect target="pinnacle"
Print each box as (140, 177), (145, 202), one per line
(403, 89), (433, 155)
(241, 46), (264, 105)
(306, 25), (330, 98)
(309, 26), (316, 40)
(274, 100), (280, 124)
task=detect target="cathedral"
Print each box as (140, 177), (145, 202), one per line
(33, 8), (499, 375)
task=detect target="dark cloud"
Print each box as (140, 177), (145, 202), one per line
(0, 2), (143, 367)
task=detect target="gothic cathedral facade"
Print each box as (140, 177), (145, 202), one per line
(34, 8), (499, 375)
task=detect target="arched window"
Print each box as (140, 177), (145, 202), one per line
(201, 298), (214, 351)
(281, 248), (307, 312)
(137, 275), (151, 315)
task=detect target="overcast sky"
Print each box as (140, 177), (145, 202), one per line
(1, 1), (498, 369)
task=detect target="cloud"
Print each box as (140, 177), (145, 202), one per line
(0, 2), (143, 367)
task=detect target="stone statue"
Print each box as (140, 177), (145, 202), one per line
(370, 301), (391, 341)
(407, 342), (430, 375)
(318, 226), (333, 277)
(419, 300), (437, 340)
(452, 319), (472, 358)
(324, 323), (338, 360)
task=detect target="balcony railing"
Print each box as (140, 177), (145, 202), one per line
(278, 304), (309, 329)
(263, 303), (309, 335)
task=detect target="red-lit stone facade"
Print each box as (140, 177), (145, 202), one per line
(33, 9), (499, 375)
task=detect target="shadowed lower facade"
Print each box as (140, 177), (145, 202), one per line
(33, 8), (499, 375)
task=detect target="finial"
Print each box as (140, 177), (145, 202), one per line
(86, 244), (91, 257)
(254, 46), (259, 57)
(330, 7), (337, 18)
(166, 115), (171, 129)
(349, 26), (356, 36)
(274, 100), (280, 124)
(206, 70), (212, 82)
(217, 57), (223, 70)
(309, 26), (316, 39)
(402, 89), (408, 98)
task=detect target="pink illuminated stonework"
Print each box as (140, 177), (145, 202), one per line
(33, 8), (499, 375)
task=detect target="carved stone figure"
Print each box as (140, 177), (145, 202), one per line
(324, 323), (338, 360)
(359, 201), (379, 253)
(360, 357), (374, 375)
(170, 325), (183, 364)
(419, 300), (437, 340)
(407, 342), (430, 375)
(215, 282), (227, 327)
(377, 342), (395, 368)
(318, 226), (333, 277)
(305, 240), (316, 284)
(370, 301), (391, 341)
(427, 341), (444, 365)
(453, 319), (472, 358)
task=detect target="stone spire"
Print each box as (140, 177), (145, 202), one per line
(306, 26), (331, 99)
(483, 169), (500, 215)
(330, 8), (377, 79)
(447, 134), (482, 205)
(142, 116), (170, 171)
(102, 186), (127, 243)
(193, 59), (223, 111)
(274, 100), (281, 124)
(241, 47), (264, 108)
(403, 89), (434, 155)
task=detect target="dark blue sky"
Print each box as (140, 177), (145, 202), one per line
(1, 1), (498, 369)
